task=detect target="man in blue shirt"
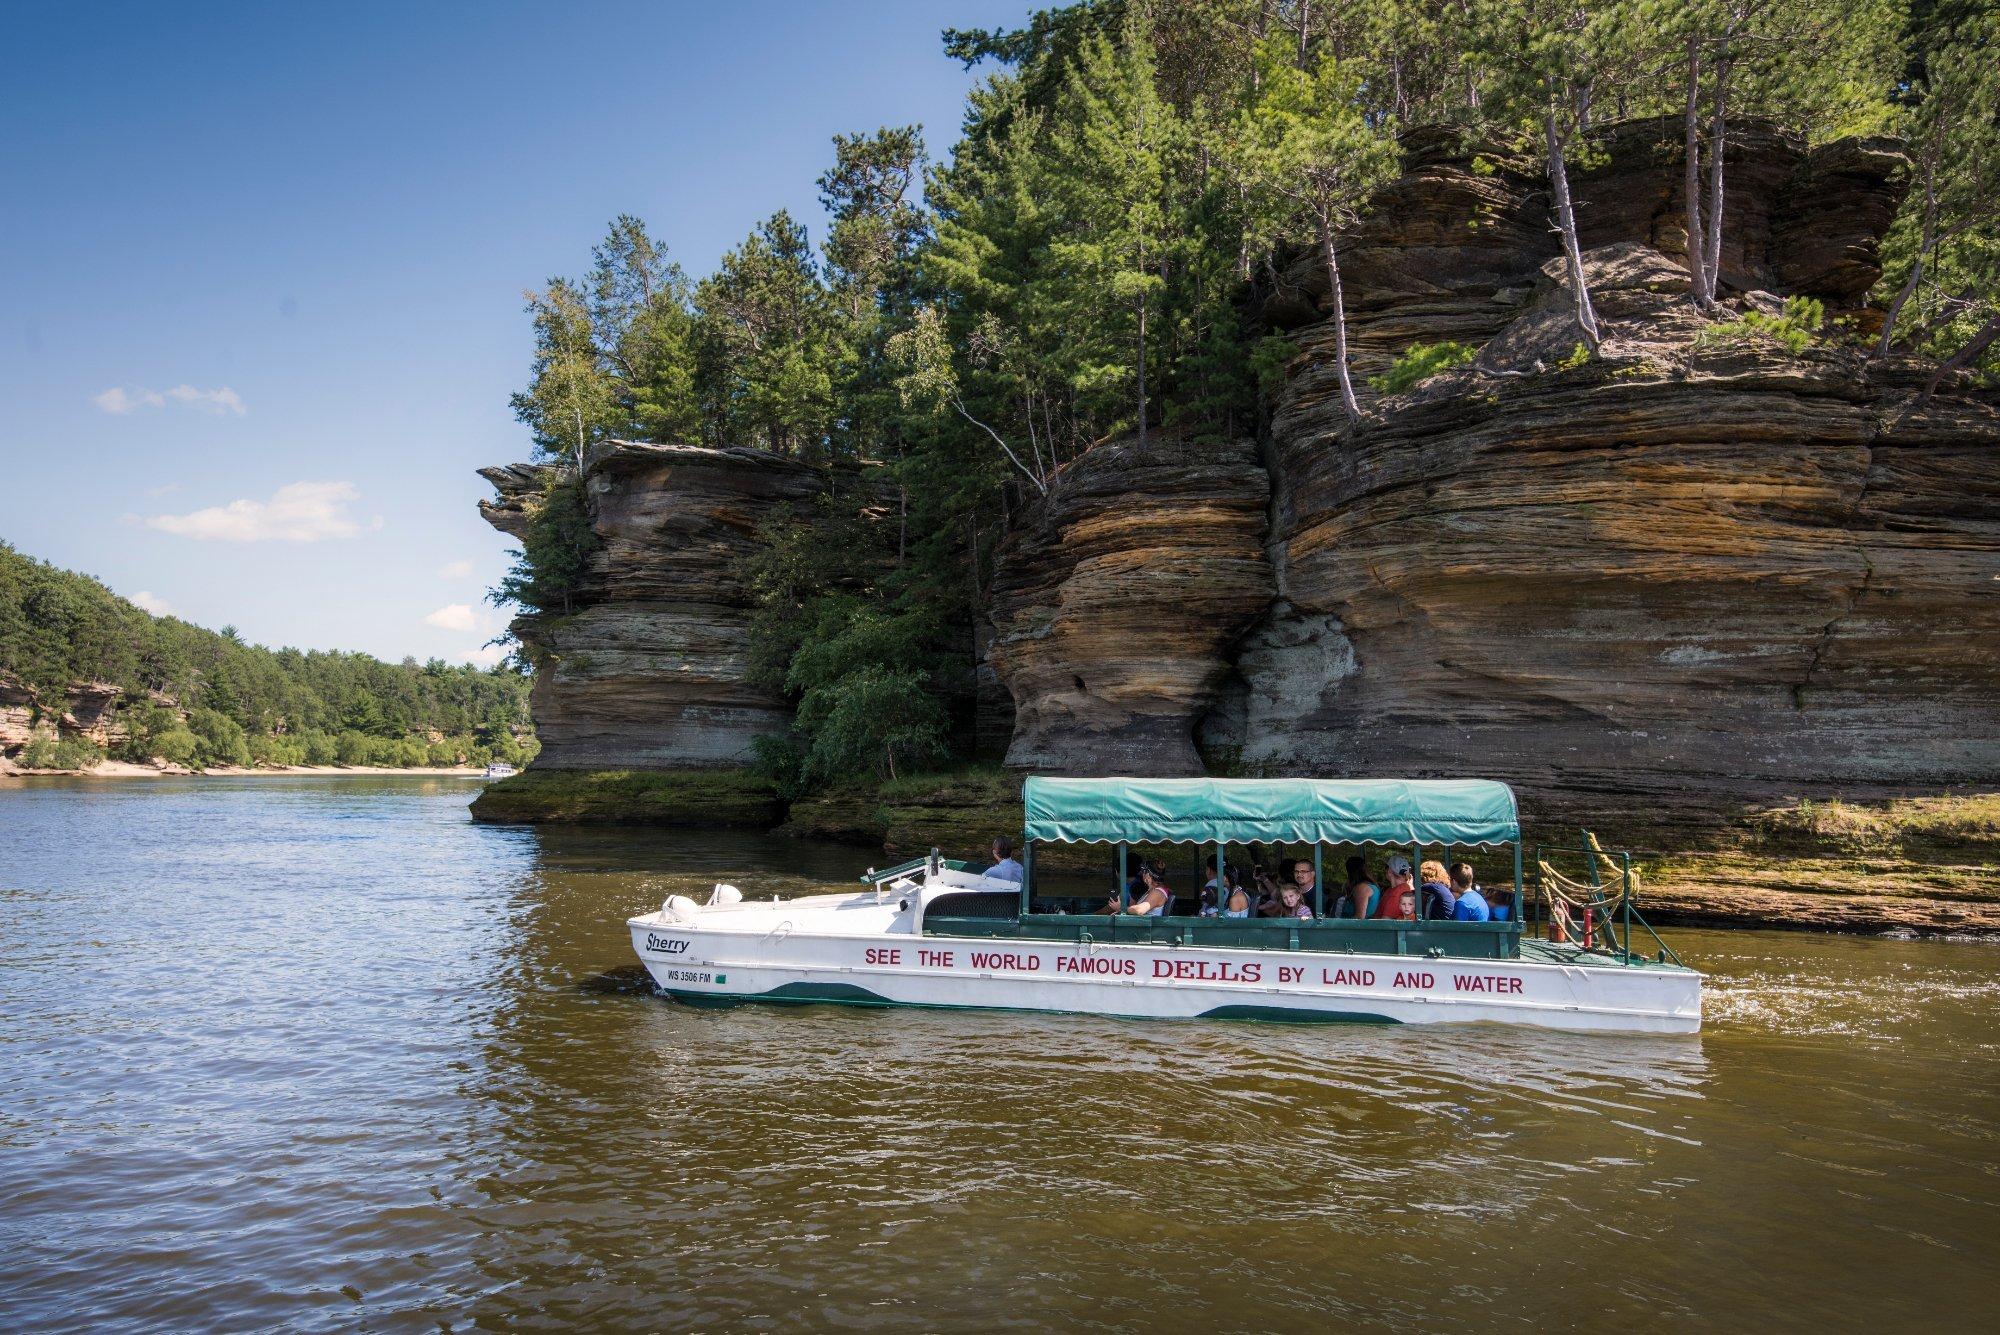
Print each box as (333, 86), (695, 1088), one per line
(1450, 863), (1492, 921)
(985, 836), (1025, 884)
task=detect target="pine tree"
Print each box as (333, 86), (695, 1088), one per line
(589, 215), (701, 441)
(1876, 1), (2000, 378)
(1655, 0), (1903, 309)
(694, 211), (837, 456)
(1042, 14), (1175, 448)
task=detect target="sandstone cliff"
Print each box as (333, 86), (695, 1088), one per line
(987, 434), (1275, 774)
(478, 441), (826, 770)
(1229, 249), (2000, 795)
(0, 672), (125, 758)
(985, 119), (1999, 802)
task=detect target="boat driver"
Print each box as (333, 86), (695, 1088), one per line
(985, 836), (1025, 884)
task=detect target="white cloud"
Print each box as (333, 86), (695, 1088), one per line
(165, 384), (247, 416)
(145, 481), (364, 542)
(93, 383), (246, 416)
(94, 386), (165, 414)
(437, 558), (474, 579)
(462, 643), (509, 668)
(425, 602), (479, 632)
(129, 590), (177, 617)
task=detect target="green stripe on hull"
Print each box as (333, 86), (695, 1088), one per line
(660, 982), (1401, 1025)
(1197, 1004), (1399, 1025)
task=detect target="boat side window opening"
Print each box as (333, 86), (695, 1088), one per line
(978, 778), (1537, 961)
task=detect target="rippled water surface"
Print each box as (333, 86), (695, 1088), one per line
(2, 775), (1997, 1331)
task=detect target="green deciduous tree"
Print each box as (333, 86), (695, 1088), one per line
(511, 278), (620, 472)
(1233, 32), (1401, 420)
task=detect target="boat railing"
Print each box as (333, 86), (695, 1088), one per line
(859, 855), (971, 887)
(1531, 832), (1684, 968)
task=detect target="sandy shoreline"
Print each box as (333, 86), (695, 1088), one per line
(0, 761), (490, 779)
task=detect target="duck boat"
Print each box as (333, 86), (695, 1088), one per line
(628, 777), (1701, 1034)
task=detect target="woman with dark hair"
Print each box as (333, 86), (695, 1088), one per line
(1103, 865), (1171, 917)
(1336, 853), (1379, 919)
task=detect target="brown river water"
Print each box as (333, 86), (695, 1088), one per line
(1, 775), (1996, 1331)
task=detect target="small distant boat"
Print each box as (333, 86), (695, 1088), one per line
(628, 777), (1702, 1034)
(483, 762), (518, 779)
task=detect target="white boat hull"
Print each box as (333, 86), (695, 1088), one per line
(629, 881), (1700, 1034)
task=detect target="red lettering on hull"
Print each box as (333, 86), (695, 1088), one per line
(1150, 959), (1263, 984)
(970, 951), (1042, 972)
(1056, 955), (1137, 976)
(1392, 971), (1436, 989)
(1451, 974), (1524, 994)
(1320, 968), (1377, 987)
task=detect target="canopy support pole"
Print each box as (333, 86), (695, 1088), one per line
(1020, 841), (1033, 918)
(1312, 845), (1323, 919)
(1513, 841), (1525, 939)
(1118, 842), (1129, 910)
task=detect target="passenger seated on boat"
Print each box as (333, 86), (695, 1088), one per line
(1198, 855), (1227, 917)
(1378, 856), (1414, 917)
(1336, 855), (1379, 918)
(1450, 863), (1493, 921)
(1223, 887), (1252, 919)
(1248, 862), (1281, 913)
(1377, 884), (1418, 920)
(1468, 862), (1515, 921)
(985, 836), (1025, 884)
(1275, 883), (1314, 920)
(1419, 859), (1458, 920)
(1102, 866), (1171, 916)
(1128, 868), (1172, 916)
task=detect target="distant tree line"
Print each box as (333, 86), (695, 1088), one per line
(495, 0), (1996, 789)
(1, 542), (535, 771)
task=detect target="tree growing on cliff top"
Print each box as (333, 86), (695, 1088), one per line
(1469, 0), (1648, 351)
(1876, 1), (2000, 382)
(589, 215), (702, 442)
(1231, 32), (1401, 421)
(1655, 0), (1902, 309)
(513, 217), (703, 462)
(511, 278), (620, 471)
(694, 210), (840, 458)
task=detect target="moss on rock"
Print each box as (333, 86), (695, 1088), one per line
(469, 768), (783, 826)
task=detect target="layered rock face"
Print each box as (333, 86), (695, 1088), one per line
(0, 673), (125, 757)
(987, 435), (1274, 774)
(1225, 177), (2000, 794)
(479, 441), (825, 770)
(1244, 305), (2000, 793)
(1262, 119), (1905, 381)
(1004, 119), (1999, 798)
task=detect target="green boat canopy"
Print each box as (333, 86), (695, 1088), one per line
(1022, 777), (1520, 849)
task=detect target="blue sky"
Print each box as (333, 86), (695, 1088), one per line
(0, 1), (1029, 663)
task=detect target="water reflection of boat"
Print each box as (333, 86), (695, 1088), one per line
(627, 778), (1703, 1034)
(484, 762), (518, 779)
